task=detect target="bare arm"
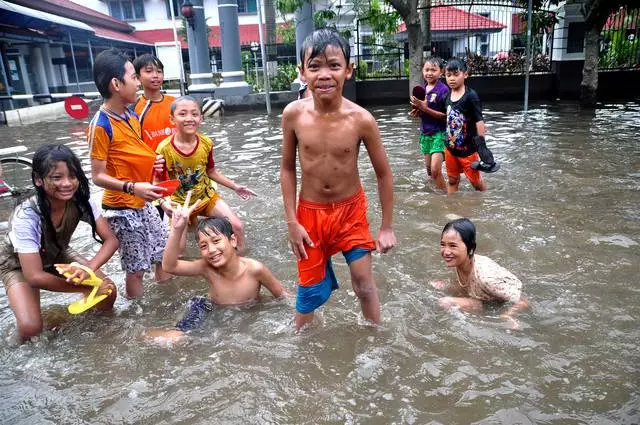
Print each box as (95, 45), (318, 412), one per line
(476, 120), (486, 137)
(255, 261), (288, 298)
(207, 169), (256, 200)
(280, 103), (313, 260)
(20, 253), (88, 292)
(85, 216), (119, 273)
(162, 192), (205, 276)
(361, 111), (396, 253)
(91, 158), (165, 202)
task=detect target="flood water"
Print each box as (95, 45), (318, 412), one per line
(0, 101), (638, 424)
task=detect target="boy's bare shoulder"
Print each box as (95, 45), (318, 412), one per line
(240, 257), (266, 275)
(342, 97), (377, 127)
(282, 98), (308, 120)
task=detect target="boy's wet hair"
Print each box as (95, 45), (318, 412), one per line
(445, 58), (468, 73)
(424, 56), (445, 70)
(133, 53), (164, 75)
(442, 218), (476, 257)
(170, 95), (201, 115)
(93, 48), (130, 99)
(196, 217), (234, 242)
(300, 28), (350, 68)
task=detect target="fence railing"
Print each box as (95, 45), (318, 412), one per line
(355, 0), (556, 79)
(598, 7), (640, 70)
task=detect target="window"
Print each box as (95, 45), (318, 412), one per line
(165, 0), (180, 19)
(108, 0), (145, 21)
(237, 0), (257, 14)
(567, 22), (585, 53)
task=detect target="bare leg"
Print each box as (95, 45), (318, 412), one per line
(423, 154), (432, 177)
(209, 198), (246, 253)
(471, 178), (487, 192)
(295, 311), (315, 332)
(447, 175), (460, 194)
(125, 270), (144, 298)
(348, 254), (380, 325)
(144, 328), (186, 342)
(155, 263), (171, 283)
(7, 282), (43, 341)
(430, 152), (446, 191)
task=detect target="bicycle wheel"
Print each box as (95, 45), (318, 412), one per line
(0, 156), (33, 201)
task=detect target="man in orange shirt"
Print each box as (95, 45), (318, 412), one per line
(88, 49), (169, 298)
(133, 54), (176, 151)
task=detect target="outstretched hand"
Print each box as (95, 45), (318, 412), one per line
(234, 185), (257, 200)
(171, 191), (201, 231)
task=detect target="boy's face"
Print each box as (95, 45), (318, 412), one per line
(170, 100), (202, 136)
(423, 62), (442, 84)
(197, 230), (237, 268)
(300, 45), (353, 99)
(445, 69), (467, 90)
(113, 61), (140, 104)
(138, 63), (164, 91)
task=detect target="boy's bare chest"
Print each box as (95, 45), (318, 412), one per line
(206, 269), (260, 304)
(297, 123), (361, 157)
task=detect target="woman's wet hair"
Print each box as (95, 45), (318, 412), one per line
(93, 48), (130, 99)
(132, 53), (164, 75)
(29, 144), (101, 249)
(442, 218), (476, 257)
(424, 56), (445, 70)
(170, 95), (200, 115)
(444, 58), (468, 73)
(300, 28), (350, 68)
(196, 217), (234, 241)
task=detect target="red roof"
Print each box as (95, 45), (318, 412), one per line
(398, 6), (505, 32)
(136, 24), (284, 48)
(92, 25), (153, 46)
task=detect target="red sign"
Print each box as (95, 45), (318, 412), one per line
(64, 96), (89, 120)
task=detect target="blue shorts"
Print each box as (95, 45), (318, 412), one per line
(175, 296), (214, 332)
(295, 247), (371, 314)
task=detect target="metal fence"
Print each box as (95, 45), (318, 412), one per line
(598, 6), (640, 70)
(355, 0), (556, 79)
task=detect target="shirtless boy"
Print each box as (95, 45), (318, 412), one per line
(146, 192), (286, 340)
(280, 28), (396, 331)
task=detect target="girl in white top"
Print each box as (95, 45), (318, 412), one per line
(434, 218), (528, 327)
(0, 144), (118, 342)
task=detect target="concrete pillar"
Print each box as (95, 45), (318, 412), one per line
(186, 0), (217, 92)
(295, 1), (314, 65)
(216, 0), (250, 95)
(40, 44), (56, 88)
(30, 47), (50, 99)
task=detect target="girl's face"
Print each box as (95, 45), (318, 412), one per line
(171, 100), (202, 137)
(35, 161), (79, 203)
(423, 62), (442, 85)
(440, 229), (470, 268)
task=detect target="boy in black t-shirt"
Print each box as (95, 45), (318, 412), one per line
(444, 59), (499, 193)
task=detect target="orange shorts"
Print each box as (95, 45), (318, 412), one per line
(444, 150), (483, 188)
(296, 188), (376, 287)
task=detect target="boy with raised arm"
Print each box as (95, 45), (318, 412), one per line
(280, 29), (396, 331)
(145, 192), (286, 341)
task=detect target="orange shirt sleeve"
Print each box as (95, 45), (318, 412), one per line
(88, 124), (111, 161)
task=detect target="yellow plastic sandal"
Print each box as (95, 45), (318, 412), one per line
(55, 262), (112, 315)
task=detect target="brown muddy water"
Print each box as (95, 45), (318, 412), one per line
(0, 101), (638, 424)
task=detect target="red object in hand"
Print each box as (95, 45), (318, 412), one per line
(156, 179), (181, 196)
(64, 96), (89, 120)
(412, 85), (426, 101)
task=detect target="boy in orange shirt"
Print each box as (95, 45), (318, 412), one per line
(88, 49), (169, 298)
(281, 29), (396, 331)
(133, 54), (176, 151)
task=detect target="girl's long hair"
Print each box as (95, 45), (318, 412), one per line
(29, 144), (101, 249)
